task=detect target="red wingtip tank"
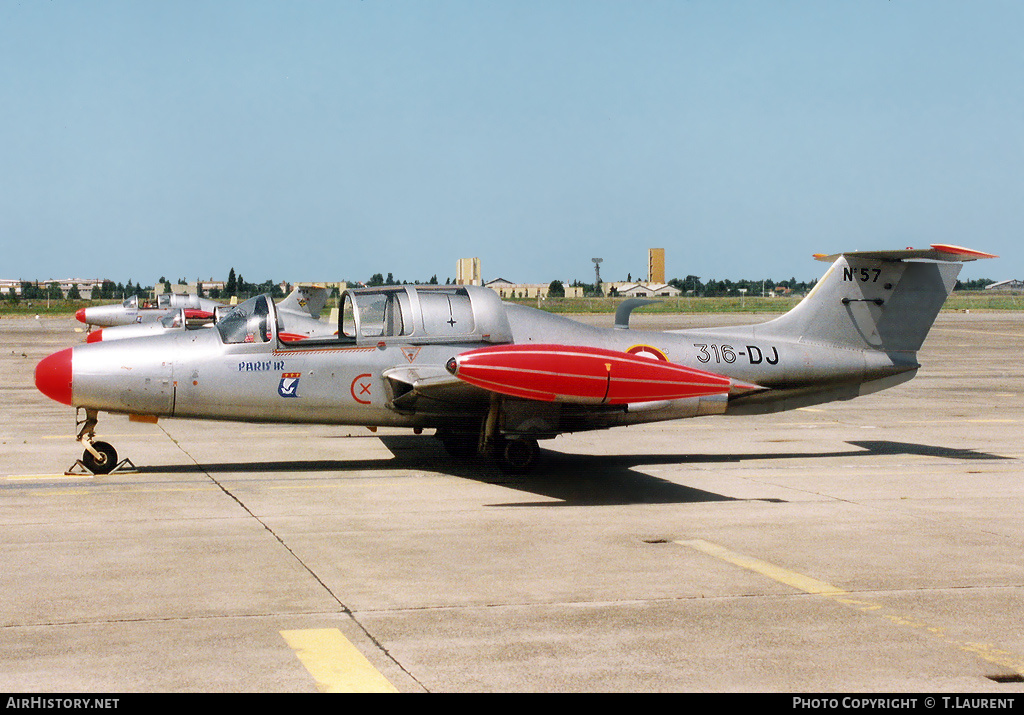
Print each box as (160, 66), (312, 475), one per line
(447, 344), (748, 405)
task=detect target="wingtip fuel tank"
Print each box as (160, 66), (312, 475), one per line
(447, 343), (741, 405)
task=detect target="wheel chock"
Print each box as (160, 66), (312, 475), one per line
(64, 457), (138, 476)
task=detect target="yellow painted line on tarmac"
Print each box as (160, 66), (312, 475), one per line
(677, 539), (848, 596)
(676, 539), (1024, 676)
(896, 418), (1019, 425)
(281, 628), (397, 693)
(4, 473), (93, 481)
(39, 434), (153, 440)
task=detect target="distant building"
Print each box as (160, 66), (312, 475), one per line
(611, 282), (681, 298)
(195, 279), (226, 294)
(456, 258), (482, 286)
(1, 278), (111, 298)
(0, 279), (23, 296)
(300, 281), (347, 293)
(648, 248), (666, 284)
(485, 278), (584, 299)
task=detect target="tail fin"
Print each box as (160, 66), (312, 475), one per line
(761, 245), (996, 353)
(277, 285), (329, 319)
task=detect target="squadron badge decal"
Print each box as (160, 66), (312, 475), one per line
(278, 372), (301, 398)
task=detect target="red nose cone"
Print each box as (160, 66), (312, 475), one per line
(86, 329), (103, 343)
(35, 348), (73, 406)
(75, 308), (87, 324)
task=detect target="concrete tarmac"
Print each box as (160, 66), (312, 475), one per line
(1, 311), (1023, 693)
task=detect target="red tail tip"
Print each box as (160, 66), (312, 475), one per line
(75, 308), (87, 324)
(86, 330), (103, 343)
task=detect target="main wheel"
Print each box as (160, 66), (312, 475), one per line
(500, 437), (539, 474)
(82, 441), (117, 475)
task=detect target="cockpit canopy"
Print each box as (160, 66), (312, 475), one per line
(159, 310), (185, 329)
(125, 293), (204, 310)
(216, 295), (273, 344)
(213, 286), (512, 347)
(337, 285), (512, 345)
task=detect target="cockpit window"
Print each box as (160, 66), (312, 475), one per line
(339, 294), (357, 338)
(216, 295), (272, 344)
(122, 295), (139, 309)
(160, 311), (184, 329)
(352, 291), (411, 337)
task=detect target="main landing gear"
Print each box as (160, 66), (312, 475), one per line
(436, 429), (541, 474)
(498, 436), (540, 474)
(66, 409), (135, 476)
(435, 395), (543, 474)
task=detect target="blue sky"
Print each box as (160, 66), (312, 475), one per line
(1, 1), (1019, 286)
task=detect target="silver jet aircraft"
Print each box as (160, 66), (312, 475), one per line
(76, 292), (224, 328)
(84, 286), (334, 343)
(36, 244), (994, 474)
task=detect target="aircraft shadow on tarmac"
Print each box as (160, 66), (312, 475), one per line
(136, 435), (1010, 508)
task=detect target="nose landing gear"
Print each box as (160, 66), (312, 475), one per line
(66, 409), (136, 476)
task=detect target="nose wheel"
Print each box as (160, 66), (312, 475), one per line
(81, 441), (118, 475)
(66, 409), (136, 476)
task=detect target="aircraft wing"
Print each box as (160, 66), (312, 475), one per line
(813, 244), (998, 263)
(383, 365), (492, 413)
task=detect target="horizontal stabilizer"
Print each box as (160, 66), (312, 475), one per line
(814, 244), (998, 263)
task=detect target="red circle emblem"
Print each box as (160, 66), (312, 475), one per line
(350, 374), (373, 404)
(626, 344), (668, 361)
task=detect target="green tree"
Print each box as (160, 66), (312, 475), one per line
(226, 268), (237, 296)
(548, 280), (565, 297)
